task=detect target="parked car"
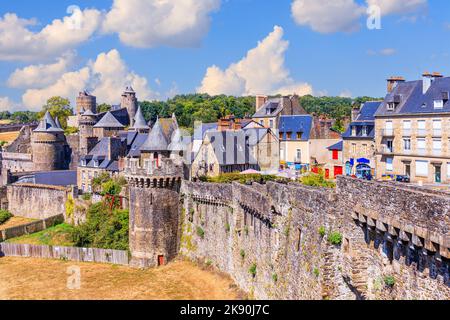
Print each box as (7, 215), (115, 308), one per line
(395, 175), (410, 183)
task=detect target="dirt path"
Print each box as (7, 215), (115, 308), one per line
(0, 257), (244, 300)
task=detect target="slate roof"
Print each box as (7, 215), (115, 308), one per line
(253, 100), (284, 118)
(168, 128), (185, 152)
(327, 141), (343, 151)
(94, 111), (125, 128)
(16, 170), (77, 186)
(342, 101), (380, 139)
(127, 133), (149, 157)
(132, 106), (149, 130)
(34, 111), (64, 133)
(279, 115), (313, 141)
(194, 122), (218, 140)
(140, 119), (169, 151)
(355, 101), (382, 121)
(203, 130), (257, 166)
(375, 77), (450, 116)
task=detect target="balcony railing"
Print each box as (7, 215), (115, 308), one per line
(378, 146), (394, 154)
(380, 129), (394, 137)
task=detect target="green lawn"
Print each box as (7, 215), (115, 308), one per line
(6, 223), (76, 247)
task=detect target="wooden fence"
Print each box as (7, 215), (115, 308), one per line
(0, 243), (129, 266)
(0, 214), (64, 242)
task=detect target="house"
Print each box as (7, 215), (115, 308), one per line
(326, 141), (344, 179)
(342, 101), (382, 177)
(374, 73), (450, 184)
(191, 130), (260, 178)
(252, 95), (307, 130)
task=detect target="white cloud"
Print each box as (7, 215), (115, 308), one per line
(339, 90), (353, 98)
(291, 0), (428, 33)
(7, 52), (76, 89)
(367, 48), (397, 56)
(0, 9), (102, 62)
(197, 26), (313, 97)
(366, 0), (427, 16)
(102, 0), (220, 48)
(21, 49), (158, 111)
(0, 96), (20, 112)
(291, 0), (365, 33)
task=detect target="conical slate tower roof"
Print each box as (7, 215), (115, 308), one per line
(168, 128), (184, 152)
(132, 106), (149, 130)
(55, 117), (62, 129)
(94, 111), (125, 128)
(82, 109), (96, 116)
(140, 118), (168, 151)
(34, 111), (64, 132)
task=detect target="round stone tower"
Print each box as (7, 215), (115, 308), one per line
(78, 109), (97, 155)
(121, 86), (138, 127)
(76, 91), (97, 115)
(125, 119), (183, 268)
(31, 111), (69, 171)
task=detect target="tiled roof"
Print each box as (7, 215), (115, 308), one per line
(140, 119), (169, 151)
(94, 111), (125, 128)
(375, 77), (450, 116)
(327, 141), (343, 151)
(279, 115), (313, 141)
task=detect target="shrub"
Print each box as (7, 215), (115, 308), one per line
(0, 209), (12, 224)
(272, 273), (278, 283)
(240, 249), (246, 260)
(249, 263), (257, 278)
(384, 276), (395, 287)
(225, 223), (231, 233)
(299, 173), (336, 188)
(327, 231), (343, 246)
(196, 226), (205, 239)
(318, 226), (326, 238)
(206, 259), (213, 267)
(313, 268), (320, 277)
(201, 172), (287, 185)
(81, 193), (92, 201)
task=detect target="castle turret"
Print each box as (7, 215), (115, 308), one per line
(76, 91), (97, 115)
(121, 86), (138, 127)
(79, 109), (98, 155)
(31, 111), (69, 171)
(93, 111), (125, 139)
(131, 106), (150, 133)
(125, 118), (183, 268)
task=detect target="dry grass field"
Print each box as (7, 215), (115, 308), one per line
(0, 257), (244, 300)
(0, 217), (36, 231)
(0, 131), (20, 144)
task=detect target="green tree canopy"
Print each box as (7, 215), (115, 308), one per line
(38, 96), (73, 129)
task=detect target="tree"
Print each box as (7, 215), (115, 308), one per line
(38, 96), (73, 129)
(97, 103), (112, 114)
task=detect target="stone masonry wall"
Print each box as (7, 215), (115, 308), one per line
(179, 177), (449, 300)
(7, 184), (72, 219)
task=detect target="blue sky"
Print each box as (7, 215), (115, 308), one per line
(0, 0), (449, 111)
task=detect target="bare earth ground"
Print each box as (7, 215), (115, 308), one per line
(0, 217), (36, 231)
(0, 257), (244, 300)
(0, 131), (20, 144)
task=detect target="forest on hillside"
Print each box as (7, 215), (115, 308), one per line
(0, 94), (382, 131)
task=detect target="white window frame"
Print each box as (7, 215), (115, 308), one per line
(434, 100), (444, 109)
(386, 157), (393, 172)
(415, 160), (429, 177)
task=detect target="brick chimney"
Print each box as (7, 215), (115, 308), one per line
(387, 76), (405, 94)
(255, 95), (268, 112)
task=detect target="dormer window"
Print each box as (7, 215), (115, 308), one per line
(81, 160), (87, 167)
(362, 126), (368, 137)
(351, 126), (356, 136)
(434, 100), (444, 109)
(387, 102), (396, 111)
(93, 160), (99, 168)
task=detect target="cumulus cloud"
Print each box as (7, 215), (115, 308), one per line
(0, 96), (20, 112)
(7, 52), (76, 89)
(0, 9), (102, 61)
(291, 0), (366, 33)
(102, 0), (221, 48)
(197, 26), (313, 97)
(21, 49), (158, 111)
(291, 0), (428, 33)
(366, 0), (427, 16)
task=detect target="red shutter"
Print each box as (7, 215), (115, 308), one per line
(332, 150), (339, 160)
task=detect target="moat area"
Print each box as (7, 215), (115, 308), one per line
(0, 257), (243, 300)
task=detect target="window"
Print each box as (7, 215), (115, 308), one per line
(385, 121), (393, 135)
(269, 119), (274, 128)
(351, 126), (356, 136)
(362, 144), (368, 154)
(279, 132), (283, 140)
(416, 160), (429, 177)
(447, 163), (450, 178)
(433, 120), (442, 136)
(387, 103), (396, 111)
(386, 140), (393, 152)
(433, 139), (442, 155)
(296, 228), (302, 252)
(417, 138), (426, 152)
(403, 139), (411, 151)
(332, 149), (339, 160)
(296, 149), (302, 162)
(286, 132), (292, 140)
(403, 120), (411, 135)
(351, 143), (356, 155)
(434, 100), (444, 109)
(386, 157), (393, 171)
(362, 126), (368, 136)
(417, 120), (426, 136)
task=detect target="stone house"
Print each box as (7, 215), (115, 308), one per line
(342, 101), (381, 177)
(375, 73), (450, 183)
(325, 141), (344, 179)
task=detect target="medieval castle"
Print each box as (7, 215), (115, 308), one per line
(0, 88), (448, 300)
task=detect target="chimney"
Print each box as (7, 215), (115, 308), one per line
(387, 76), (405, 94)
(255, 95), (268, 112)
(422, 71), (433, 94)
(351, 105), (360, 122)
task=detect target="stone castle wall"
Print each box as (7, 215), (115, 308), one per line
(179, 177), (449, 300)
(7, 184), (73, 219)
